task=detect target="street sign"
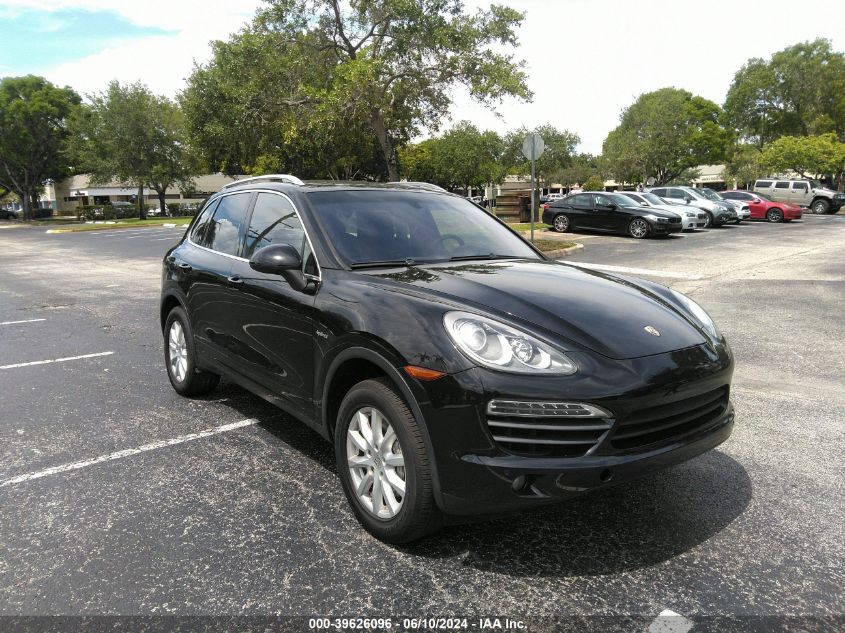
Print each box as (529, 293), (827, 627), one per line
(522, 133), (545, 242)
(522, 133), (545, 161)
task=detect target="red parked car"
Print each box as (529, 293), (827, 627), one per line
(721, 190), (803, 223)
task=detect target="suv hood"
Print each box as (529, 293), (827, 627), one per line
(371, 259), (707, 360)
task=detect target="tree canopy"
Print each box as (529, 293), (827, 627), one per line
(182, 0), (531, 181)
(724, 39), (845, 148)
(71, 81), (196, 219)
(0, 75), (80, 220)
(503, 124), (580, 186)
(761, 133), (845, 180)
(602, 87), (731, 186)
(400, 121), (505, 192)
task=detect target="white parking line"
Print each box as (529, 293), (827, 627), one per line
(563, 261), (703, 280)
(0, 351), (114, 370)
(151, 237), (178, 241)
(0, 318), (46, 326)
(0, 418), (260, 488)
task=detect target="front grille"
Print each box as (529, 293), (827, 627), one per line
(486, 400), (612, 457)
(611, 386), (729, 450)
(669, 217), (681, 223)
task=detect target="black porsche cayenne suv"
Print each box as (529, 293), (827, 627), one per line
(160, 176), (735, 543)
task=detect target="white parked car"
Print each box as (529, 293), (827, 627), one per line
(546, 192), (565, 202)
(620, 191), (705, 231)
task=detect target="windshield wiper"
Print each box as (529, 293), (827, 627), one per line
(350, 258), (423, 269)
(448, 254), (524, 262)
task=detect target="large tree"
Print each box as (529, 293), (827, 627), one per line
(71, 81), (196, 219)
(602, 87), (731, 186)
(503, 124), (580, 186)
(761, 133), (845, 182)
(400, 121), (505, 193)
(724, 39), (845, 147)
(0, 76), (80, 220)
(183, 0), (531, 181)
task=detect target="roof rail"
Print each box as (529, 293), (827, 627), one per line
(220, 174), (305, 190)
(386, 181), (448, 193)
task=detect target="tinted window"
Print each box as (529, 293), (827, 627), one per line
(664, 189), (683, 199)
(191, 199), (219, 247)
(755, 180), (772, 188)
(792, 182), (808, 191)
(594, 194), (614, 207)
(244, 193), (306, 259)
(207, 193), (251, 256)
(572, 194), (592, 206)
(308, 190), (538, 265)
(775, 181), (790, 189)
(650, 188), (666, 197)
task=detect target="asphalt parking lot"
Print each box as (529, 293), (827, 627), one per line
(0, 217), (843, 632)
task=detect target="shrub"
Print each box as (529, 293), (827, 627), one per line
(583, 176), (605, 191)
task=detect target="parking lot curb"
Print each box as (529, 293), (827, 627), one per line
(545, 243), (584, 258)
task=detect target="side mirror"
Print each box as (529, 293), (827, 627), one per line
(249, 243), (308, 291)
(684, 196), (693, 203)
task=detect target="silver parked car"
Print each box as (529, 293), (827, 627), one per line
(752, 178), (845, 214)
(620, 192), (706, 231)
(646, 186), (737, 227)
(698, 188), (750, 223)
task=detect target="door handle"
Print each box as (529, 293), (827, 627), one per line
(227, 275), (244, 286)
(178, 263), (192, 272)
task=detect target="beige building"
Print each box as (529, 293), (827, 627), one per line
(43, 174), (249, 213)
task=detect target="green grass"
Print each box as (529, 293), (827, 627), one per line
(507, 222), (551, 232)
(532, 239), (576, 253)
(43, 217), (193, 232)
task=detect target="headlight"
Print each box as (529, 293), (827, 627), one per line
(685, 212), (696, 217)
(443, 311), (577, 375)
(670, 290), (720, 341)
(644, 214), (666, 222)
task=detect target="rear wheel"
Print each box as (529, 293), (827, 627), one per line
(164, 306), (220, 396)
(553, 214), (570, 233)
(766, 208), (784, 223)
(812, 199), (829, 214)
(628, 218), (649, 239)
(335, 378), (440, 543)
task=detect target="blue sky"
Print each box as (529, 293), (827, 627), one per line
(0, 8), (176, 76)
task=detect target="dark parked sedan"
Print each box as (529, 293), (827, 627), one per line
(160, 177), (734, 542)
(541, 191), (683, 238)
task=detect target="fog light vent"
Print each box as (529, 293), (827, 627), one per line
(487, 400), (611, 418)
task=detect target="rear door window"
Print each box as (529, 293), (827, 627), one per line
(775, 181), (790, 189)
(206, 193), (252, 257)
(191, 199), (220, 247)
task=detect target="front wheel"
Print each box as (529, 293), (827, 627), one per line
(766, 208), (784, 223)
(702, 211), (713, 228)
(164, 306), (220, 396)
(335, 378), (441, 543)
(628, 218), (650, 239)
(552, 214), (570, 233)
(812, 199), (830, 214)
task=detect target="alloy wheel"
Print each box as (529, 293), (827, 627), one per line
(629, 218), (649, 239)
(767, 209), (783, 223)
(812, 201), (827, 214)
(346, 407), (406, 520)
(168, 320), (189, 383)
(553, 214), (570, 232)
(702, 212), (712, 228)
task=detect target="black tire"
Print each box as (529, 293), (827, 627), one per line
(164, 306), (220, 397)
(335, 378), (441, 543)
(628, 217), (650, 239)
(552, 213), (570, 233)
(811, 199), (829, 214)
(702, 211), (713, 228)
(766, 208), (784, 223)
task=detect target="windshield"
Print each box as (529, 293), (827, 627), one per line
(308, 190), (540, 266)
(640, 193), (666, 205)
(699, 188), (723, 201)
(608, 193), (637, 206)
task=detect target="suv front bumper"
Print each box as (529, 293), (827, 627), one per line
(415, 343), (734, 516)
